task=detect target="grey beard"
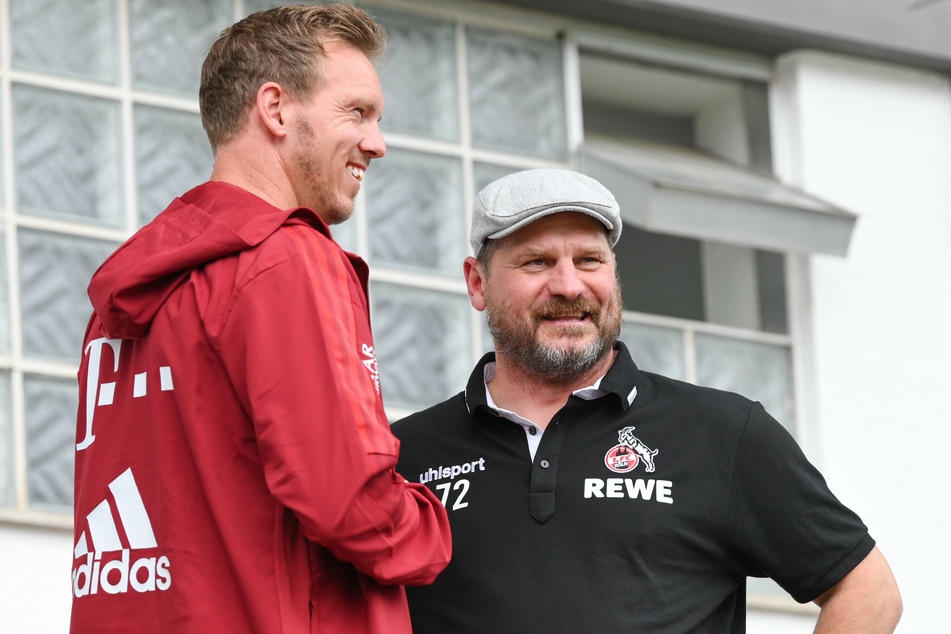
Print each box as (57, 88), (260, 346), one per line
(488, 317), (615, 384)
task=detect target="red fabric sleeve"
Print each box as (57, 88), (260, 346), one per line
(213, 225), (450, 586)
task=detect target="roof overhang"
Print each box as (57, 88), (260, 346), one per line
(580, 138), (857, 256)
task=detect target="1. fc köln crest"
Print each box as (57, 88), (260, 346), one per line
(604, 426), (658, 473)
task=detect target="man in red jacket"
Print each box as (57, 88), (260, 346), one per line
(70, 5), (451, 633)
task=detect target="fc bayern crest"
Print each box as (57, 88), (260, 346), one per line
(604, 426), (658, 474)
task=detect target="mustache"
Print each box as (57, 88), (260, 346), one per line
(531, 296), (601, 324)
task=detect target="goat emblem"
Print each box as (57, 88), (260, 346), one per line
(604, 426), (658, 474)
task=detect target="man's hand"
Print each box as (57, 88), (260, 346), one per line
(813, 546), (902, 633)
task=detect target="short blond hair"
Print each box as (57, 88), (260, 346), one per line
(199, 3), (386, 151)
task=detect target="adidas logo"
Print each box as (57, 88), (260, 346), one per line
(72, 468), (172, 598)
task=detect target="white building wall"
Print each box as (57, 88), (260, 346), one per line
(771, 50), (951, 633)
(1, 524), (72, 631)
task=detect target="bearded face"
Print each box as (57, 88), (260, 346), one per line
(484, 272), (623, 384)
(284, 41), (385, 225)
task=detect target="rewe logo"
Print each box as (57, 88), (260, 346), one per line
(72, 468), (172, 598)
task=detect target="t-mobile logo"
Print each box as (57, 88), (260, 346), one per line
(77, 337), (175, 451)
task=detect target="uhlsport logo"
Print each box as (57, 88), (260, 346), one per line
(72, 468), (171, 598)
(604, 425), (658, 473)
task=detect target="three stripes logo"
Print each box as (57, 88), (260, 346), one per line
(72, 468), (172, 598)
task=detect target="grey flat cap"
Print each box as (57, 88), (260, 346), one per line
(470, 168), (621, 257)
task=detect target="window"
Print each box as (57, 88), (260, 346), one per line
(355, 3), (572, 418)
(0, 0), (574, 521)
(0, 0), (221, 523)
(579, 51), (804, 433)
(614, 226), (795, 432)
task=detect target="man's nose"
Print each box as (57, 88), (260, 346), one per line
(547, 260), (585, 299)
(360, 121), (386, 159)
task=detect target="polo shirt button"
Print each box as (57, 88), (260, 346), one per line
(540, 460), (550, 468)
(528, 427), (537, 436)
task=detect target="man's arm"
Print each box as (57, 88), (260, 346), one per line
(215, 226), (451, 585)
(812, 546), (902, 633)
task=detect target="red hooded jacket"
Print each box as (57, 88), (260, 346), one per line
(70, 182), (451, 633)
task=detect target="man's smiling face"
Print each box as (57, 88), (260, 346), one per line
(476, 212), (622, 382)
(284, 39), (385, 225)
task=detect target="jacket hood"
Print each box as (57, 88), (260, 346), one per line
(88, 181), (329, 339)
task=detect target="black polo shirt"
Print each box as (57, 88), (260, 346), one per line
(392, 343), (874, 633)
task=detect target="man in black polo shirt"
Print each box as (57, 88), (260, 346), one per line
(391, 168), (902, 633)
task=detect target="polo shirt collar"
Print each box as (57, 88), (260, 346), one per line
(464, 341), (641, 416)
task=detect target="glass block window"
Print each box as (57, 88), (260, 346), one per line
(365, 149), (466, 276)
(10, 0), (120, 84)
(371, 282), (473, 412)
(371, 8), (459, 142)
(134, 105), (213, 225)
(129, 0), (233, 97)
(13, 85), (124, 227)
(0, 0), (224, 521)
(466, 27), (567, 160)
(0, 231), (10, 357)
(353, 3), (571, 421)
(474, 162), (518, 194)
(0, 0), (573, 522)
(18, 230), (118, 362)
(24, 375), (76, 511)
(0, 372), (12, 507)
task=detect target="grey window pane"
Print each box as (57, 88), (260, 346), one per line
(695, 334), (795, 432)
(467, 27), (567, 160)
(11, 0), (119, 84)
(367, 6), (459, 142)
(243, 0), (296, 14)
(0, 230), (9, 356)
(135, 105), (213, 226)
(365, 149), (465, 276)
(756, 250), (788, 334)
(619, 321), (686, 380)
(0, 372), (13, 507)
(473, 162), (518, 196)
(332, 215), (358, 254)
(130, 0), (232, 96)
(19, 230), (118, 362)
(24, 375), (76, 511)
(615, 227), (705, 322)
(13, 85), (123, 227)
(371, 283), (472, 411)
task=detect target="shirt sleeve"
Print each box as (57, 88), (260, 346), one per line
(726, 403), (875, 603)
(213, 224), (450, 586)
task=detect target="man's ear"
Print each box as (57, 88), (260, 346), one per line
(256, 81), (290, 138)
(464, 256), (487, 311)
